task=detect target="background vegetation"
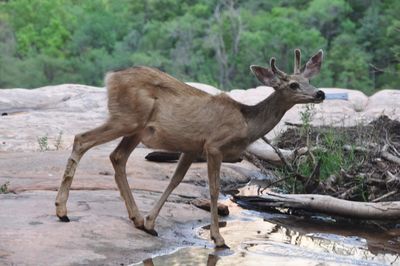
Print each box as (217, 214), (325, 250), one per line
(0, 0), (399, 94)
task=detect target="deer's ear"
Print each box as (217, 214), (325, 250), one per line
(250, 65), (278, 87)
(302, 50), (323, 79)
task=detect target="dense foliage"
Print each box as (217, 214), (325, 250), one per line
(0, 0), (398, 93)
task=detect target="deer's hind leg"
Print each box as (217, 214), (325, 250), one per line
(109, 134), (144, 228)
(55, 121), (138, 221)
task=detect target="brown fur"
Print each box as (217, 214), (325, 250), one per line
(106, 66), (248, 158)
(55, 50), (325, 248)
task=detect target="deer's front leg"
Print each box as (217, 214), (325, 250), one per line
(206, 147), (228, 248)
(144, 152), (196, 235)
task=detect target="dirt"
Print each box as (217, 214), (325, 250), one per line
(275, 115), (400, 202)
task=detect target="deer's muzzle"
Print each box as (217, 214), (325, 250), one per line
(315, 90), (325, 100)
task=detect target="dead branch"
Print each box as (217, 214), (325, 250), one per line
(261, 137), (293, 171)
(367, 177), (386, 188)
(338, 185), (358, 199)
(343, 144), (370, 153)
(322, 175), (339, 193)
(372, 190), (398, 203)
(304, 159), (321, 193)
(387, 171), (400, 185)
(284, 121), (303, 127)
(381, 145), (400, 165)
(235, 192), (400, 220)
(243, 151), (274, 173)
(259, 137), (311, 184)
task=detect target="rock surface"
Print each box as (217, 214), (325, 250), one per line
(0, 146), (257, 265)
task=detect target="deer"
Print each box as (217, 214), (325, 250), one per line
(55, 48), (325, 248)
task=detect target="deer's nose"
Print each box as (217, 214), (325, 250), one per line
(316, 90), (325, 100)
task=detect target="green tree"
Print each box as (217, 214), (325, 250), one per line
(0, 0), (398, 92)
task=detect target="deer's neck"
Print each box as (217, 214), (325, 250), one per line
(243, 91), (293, 143)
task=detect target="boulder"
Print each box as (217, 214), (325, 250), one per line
(228, 86), (274, 105)
(363, 90), (400, 121)
(186, 82), (221, 95)
(0, 83), (399, 159)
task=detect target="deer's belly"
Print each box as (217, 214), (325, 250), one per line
(220, 142), (248, 161)
(141, 125), (204, 153)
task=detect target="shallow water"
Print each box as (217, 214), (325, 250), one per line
(132, 209), (400, 266)
(133, 187), (400, 266)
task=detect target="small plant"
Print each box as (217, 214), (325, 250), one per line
(275, 104), (364, 194)
(54, 131), (63, 150)
(37, 131), (64, 151)
(0, 181), (10, 194)
(37, 135), (50, 151)
(299, 104), (315, 139)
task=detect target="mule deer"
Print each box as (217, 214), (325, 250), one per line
(55, 49), (325, 248)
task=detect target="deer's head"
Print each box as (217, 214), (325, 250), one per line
(250, 49), (325, 104)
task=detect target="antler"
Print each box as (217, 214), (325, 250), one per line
(294, 49), (301, 74)
(269, 49), (303, 77)
(270, 57), (287, 78)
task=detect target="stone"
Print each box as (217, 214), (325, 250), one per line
(191, 198), (230, 216)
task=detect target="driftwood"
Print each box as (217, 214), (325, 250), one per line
(234, 192), (400, 220)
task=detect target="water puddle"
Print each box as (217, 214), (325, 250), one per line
(133, 208), (400, 266)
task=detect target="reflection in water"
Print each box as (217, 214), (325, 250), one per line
(134, 214), (400, 266)
(141, 253), (220, 266)
(142, 258), (154, 266)
(264, 215), (400, 257)
(206, 254), (219, 266)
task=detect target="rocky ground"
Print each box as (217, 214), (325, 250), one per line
(0, 146), (257, 265)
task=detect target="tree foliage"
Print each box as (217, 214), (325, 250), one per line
(0, 0), (398, 93)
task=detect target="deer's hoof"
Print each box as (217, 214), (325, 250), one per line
(136, 225), (159, 237)
(211, 235), (229, 249)
(58, 215), (70, 222)
(143, 227), (159, 237)
(131, 216), (145, 228)
(215, 243), (230, 249)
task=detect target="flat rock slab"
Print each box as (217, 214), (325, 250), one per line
(0, 146), (258, 265)
(0, 190), (209, 266)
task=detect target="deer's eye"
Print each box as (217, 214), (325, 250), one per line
(289, 82), (300, 90)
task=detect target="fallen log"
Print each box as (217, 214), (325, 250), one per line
(234, 192), (400, 220)
(145, 151), (242, 163)
(246, 139), (308, 165)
